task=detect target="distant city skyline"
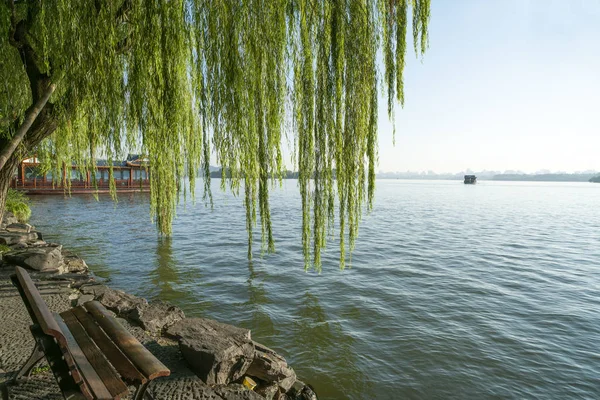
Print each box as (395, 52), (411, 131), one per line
(375, 0), (600, 174)
(377, 168), (599, 176)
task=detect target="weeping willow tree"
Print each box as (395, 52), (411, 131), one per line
(0, 0), (430, 270)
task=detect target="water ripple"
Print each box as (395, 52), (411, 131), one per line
(29, 180), (600, 399)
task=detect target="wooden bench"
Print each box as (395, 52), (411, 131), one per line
(10, 266), (170, 400)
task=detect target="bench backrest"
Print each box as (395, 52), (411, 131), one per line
(14, 266), (67, 343)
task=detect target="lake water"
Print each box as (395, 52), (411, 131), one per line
(28, 180), (600, 399)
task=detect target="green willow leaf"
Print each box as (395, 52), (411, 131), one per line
(0, 0), (430, 271)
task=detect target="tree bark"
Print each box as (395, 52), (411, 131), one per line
(0, 154), (21, 224)
(0, 83), (56, 171)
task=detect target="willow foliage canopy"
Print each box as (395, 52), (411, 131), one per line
(0, 0), (430, 270)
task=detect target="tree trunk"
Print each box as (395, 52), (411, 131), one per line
(0, 6), (62, 223)
(0, 83), (56, 171)
(0, 154), (21, 224)
(0, 99), (58, 221)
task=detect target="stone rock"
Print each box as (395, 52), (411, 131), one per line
(5, 222), (32, 233)
(288, 381), (318, 400)
(79, 283), (147, 316)
(299, 385), (318, 400)
(27, 239), (47, 247)
(59, 251), (89, 274)
(213, 384), (264, 400)
(128, 300), (185, 332)
(69, 276), (96, 289)
(10, 242), (28, 250)
(179, 327), (255, 385)
(3, 245), (64, 272)
(49, 273), (93, 286)
(289, 381), (305, 395)
(246, 342), (296, 393)
(96, 287), (148, 316)
(0, 231), (38, 245)
(75, 294), (95, 307)
(79, 283), (111, 297)
(2, 211), (18, 227)
(255, 382), (280, 400)
(166, 318), (251, 341)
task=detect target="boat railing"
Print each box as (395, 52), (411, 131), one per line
(11, 177), (150, 190)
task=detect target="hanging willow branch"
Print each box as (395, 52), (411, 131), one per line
(1, 0), (431, 271)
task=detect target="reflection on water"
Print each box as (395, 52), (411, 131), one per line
(150, 236), (211, 316)
(28, 180), (600, 399)
(151, 237), (180, 301)
(292, 292), (372, 399)
(245, 261), (277, 338)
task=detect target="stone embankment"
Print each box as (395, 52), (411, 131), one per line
(0, 212), (317, 400)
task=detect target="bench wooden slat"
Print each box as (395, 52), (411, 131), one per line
(54, 313), (114, 400)
(84, 301), (170, 380)
(71, 306), (147, 385)
(61, 310), (129, 399)
(15, 266), (65, 340)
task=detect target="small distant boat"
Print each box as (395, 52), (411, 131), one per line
(464, 175), (477, 184)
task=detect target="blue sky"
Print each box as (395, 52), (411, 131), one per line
(377, 0), (600, 173)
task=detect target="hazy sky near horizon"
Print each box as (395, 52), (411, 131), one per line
(377, 0), (600, 173)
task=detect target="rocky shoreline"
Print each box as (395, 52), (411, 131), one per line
(0, 212), (317, 400)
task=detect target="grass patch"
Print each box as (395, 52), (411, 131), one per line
(5, 189), (31, 222)
(30, 364), (51, 375)
(0, 244), (11, 253)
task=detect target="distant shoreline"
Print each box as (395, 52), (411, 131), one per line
(375, 177), (596, 183)
(208, 169), (600, 183)
(376, 173), (598, 183)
